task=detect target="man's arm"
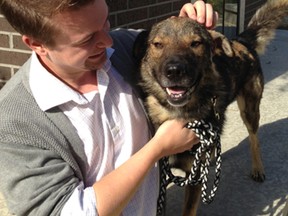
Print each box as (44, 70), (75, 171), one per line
(92, 119), (199, 216)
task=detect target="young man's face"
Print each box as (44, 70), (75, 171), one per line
(40, 0), (113, 77)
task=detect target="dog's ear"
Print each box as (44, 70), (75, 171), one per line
(209, 30), (234, 57)
(133, 30), (150, 64)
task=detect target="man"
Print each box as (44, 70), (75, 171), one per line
(0, 0), (217, 215)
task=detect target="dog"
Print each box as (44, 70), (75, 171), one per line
(133, 0), (288, 215)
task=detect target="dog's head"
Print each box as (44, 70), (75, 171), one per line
(134, 17), (233, 108)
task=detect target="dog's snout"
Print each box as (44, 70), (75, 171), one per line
(165, 63), (186, 79)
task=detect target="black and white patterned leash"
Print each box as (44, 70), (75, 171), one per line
(157, 119), (222, 215)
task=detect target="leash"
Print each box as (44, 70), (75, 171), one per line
(157, 119), (222, 215)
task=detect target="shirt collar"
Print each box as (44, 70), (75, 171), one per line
(29, 48), (115, 111)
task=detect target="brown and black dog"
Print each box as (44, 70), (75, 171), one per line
(133, 0), (288, 215)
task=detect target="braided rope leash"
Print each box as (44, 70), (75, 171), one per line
(157, 120), (222, 215)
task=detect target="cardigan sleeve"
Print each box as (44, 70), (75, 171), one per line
(0, 77), (85, 215)
(0, 143), (81, 215)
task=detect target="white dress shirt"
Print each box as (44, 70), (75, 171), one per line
(29, 49), (159, 216)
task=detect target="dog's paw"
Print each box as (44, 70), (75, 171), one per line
(251, 170), (266, 182)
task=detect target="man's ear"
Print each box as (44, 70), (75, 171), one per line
(209, 30), (234, 57)
(133, 30), (150, 65)
(22, 35), (48, 56)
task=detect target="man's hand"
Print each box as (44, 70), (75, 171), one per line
(153, 119), (199, 158)
(179, 0), (218, 29)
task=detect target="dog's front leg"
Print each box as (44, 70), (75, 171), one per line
(182, 184), (201, 216)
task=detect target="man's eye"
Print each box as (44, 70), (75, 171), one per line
(80, 37), (94, 45)
(76, 34), (96, 47)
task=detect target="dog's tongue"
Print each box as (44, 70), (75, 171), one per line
(166, 87), (186, 97)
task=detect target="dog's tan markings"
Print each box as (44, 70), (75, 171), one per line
(146, 96), (170, 127)
(236, 94), (265, 182)
(187, 35), (208, 57)
(231, 41), (257, 62)
(209, 31), (234, 57)
(149, 36), (169, 58)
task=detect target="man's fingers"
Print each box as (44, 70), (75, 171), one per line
(179, 1), (218, 29)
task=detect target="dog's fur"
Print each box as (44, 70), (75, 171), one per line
(133, 1), (288, 215)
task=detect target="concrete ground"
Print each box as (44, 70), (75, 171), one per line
(165, 29), (288, 216)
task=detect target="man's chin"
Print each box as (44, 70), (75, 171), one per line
(85, 64), (102, 71)
(86, 52), (107, 70)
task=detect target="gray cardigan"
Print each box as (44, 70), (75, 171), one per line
(0, 29), (150, 216)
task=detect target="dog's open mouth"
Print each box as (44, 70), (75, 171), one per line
(165, 86), (195, 107)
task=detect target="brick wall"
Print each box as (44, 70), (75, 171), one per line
(107, 0), (188, 29)
(0, 14), (32, 88)
(0, 0), (188, 88)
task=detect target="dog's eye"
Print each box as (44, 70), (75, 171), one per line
(153, 42), (163, 49)
(190, 41), (202, 48)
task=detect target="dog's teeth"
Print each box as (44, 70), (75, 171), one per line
(166, 89), (183, 99)
(173, 93), (182, 98)
(166, 88), (172, 95)
(166, 88), (185, 97)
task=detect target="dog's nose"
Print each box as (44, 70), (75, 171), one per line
(165, 63), (186, 79)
